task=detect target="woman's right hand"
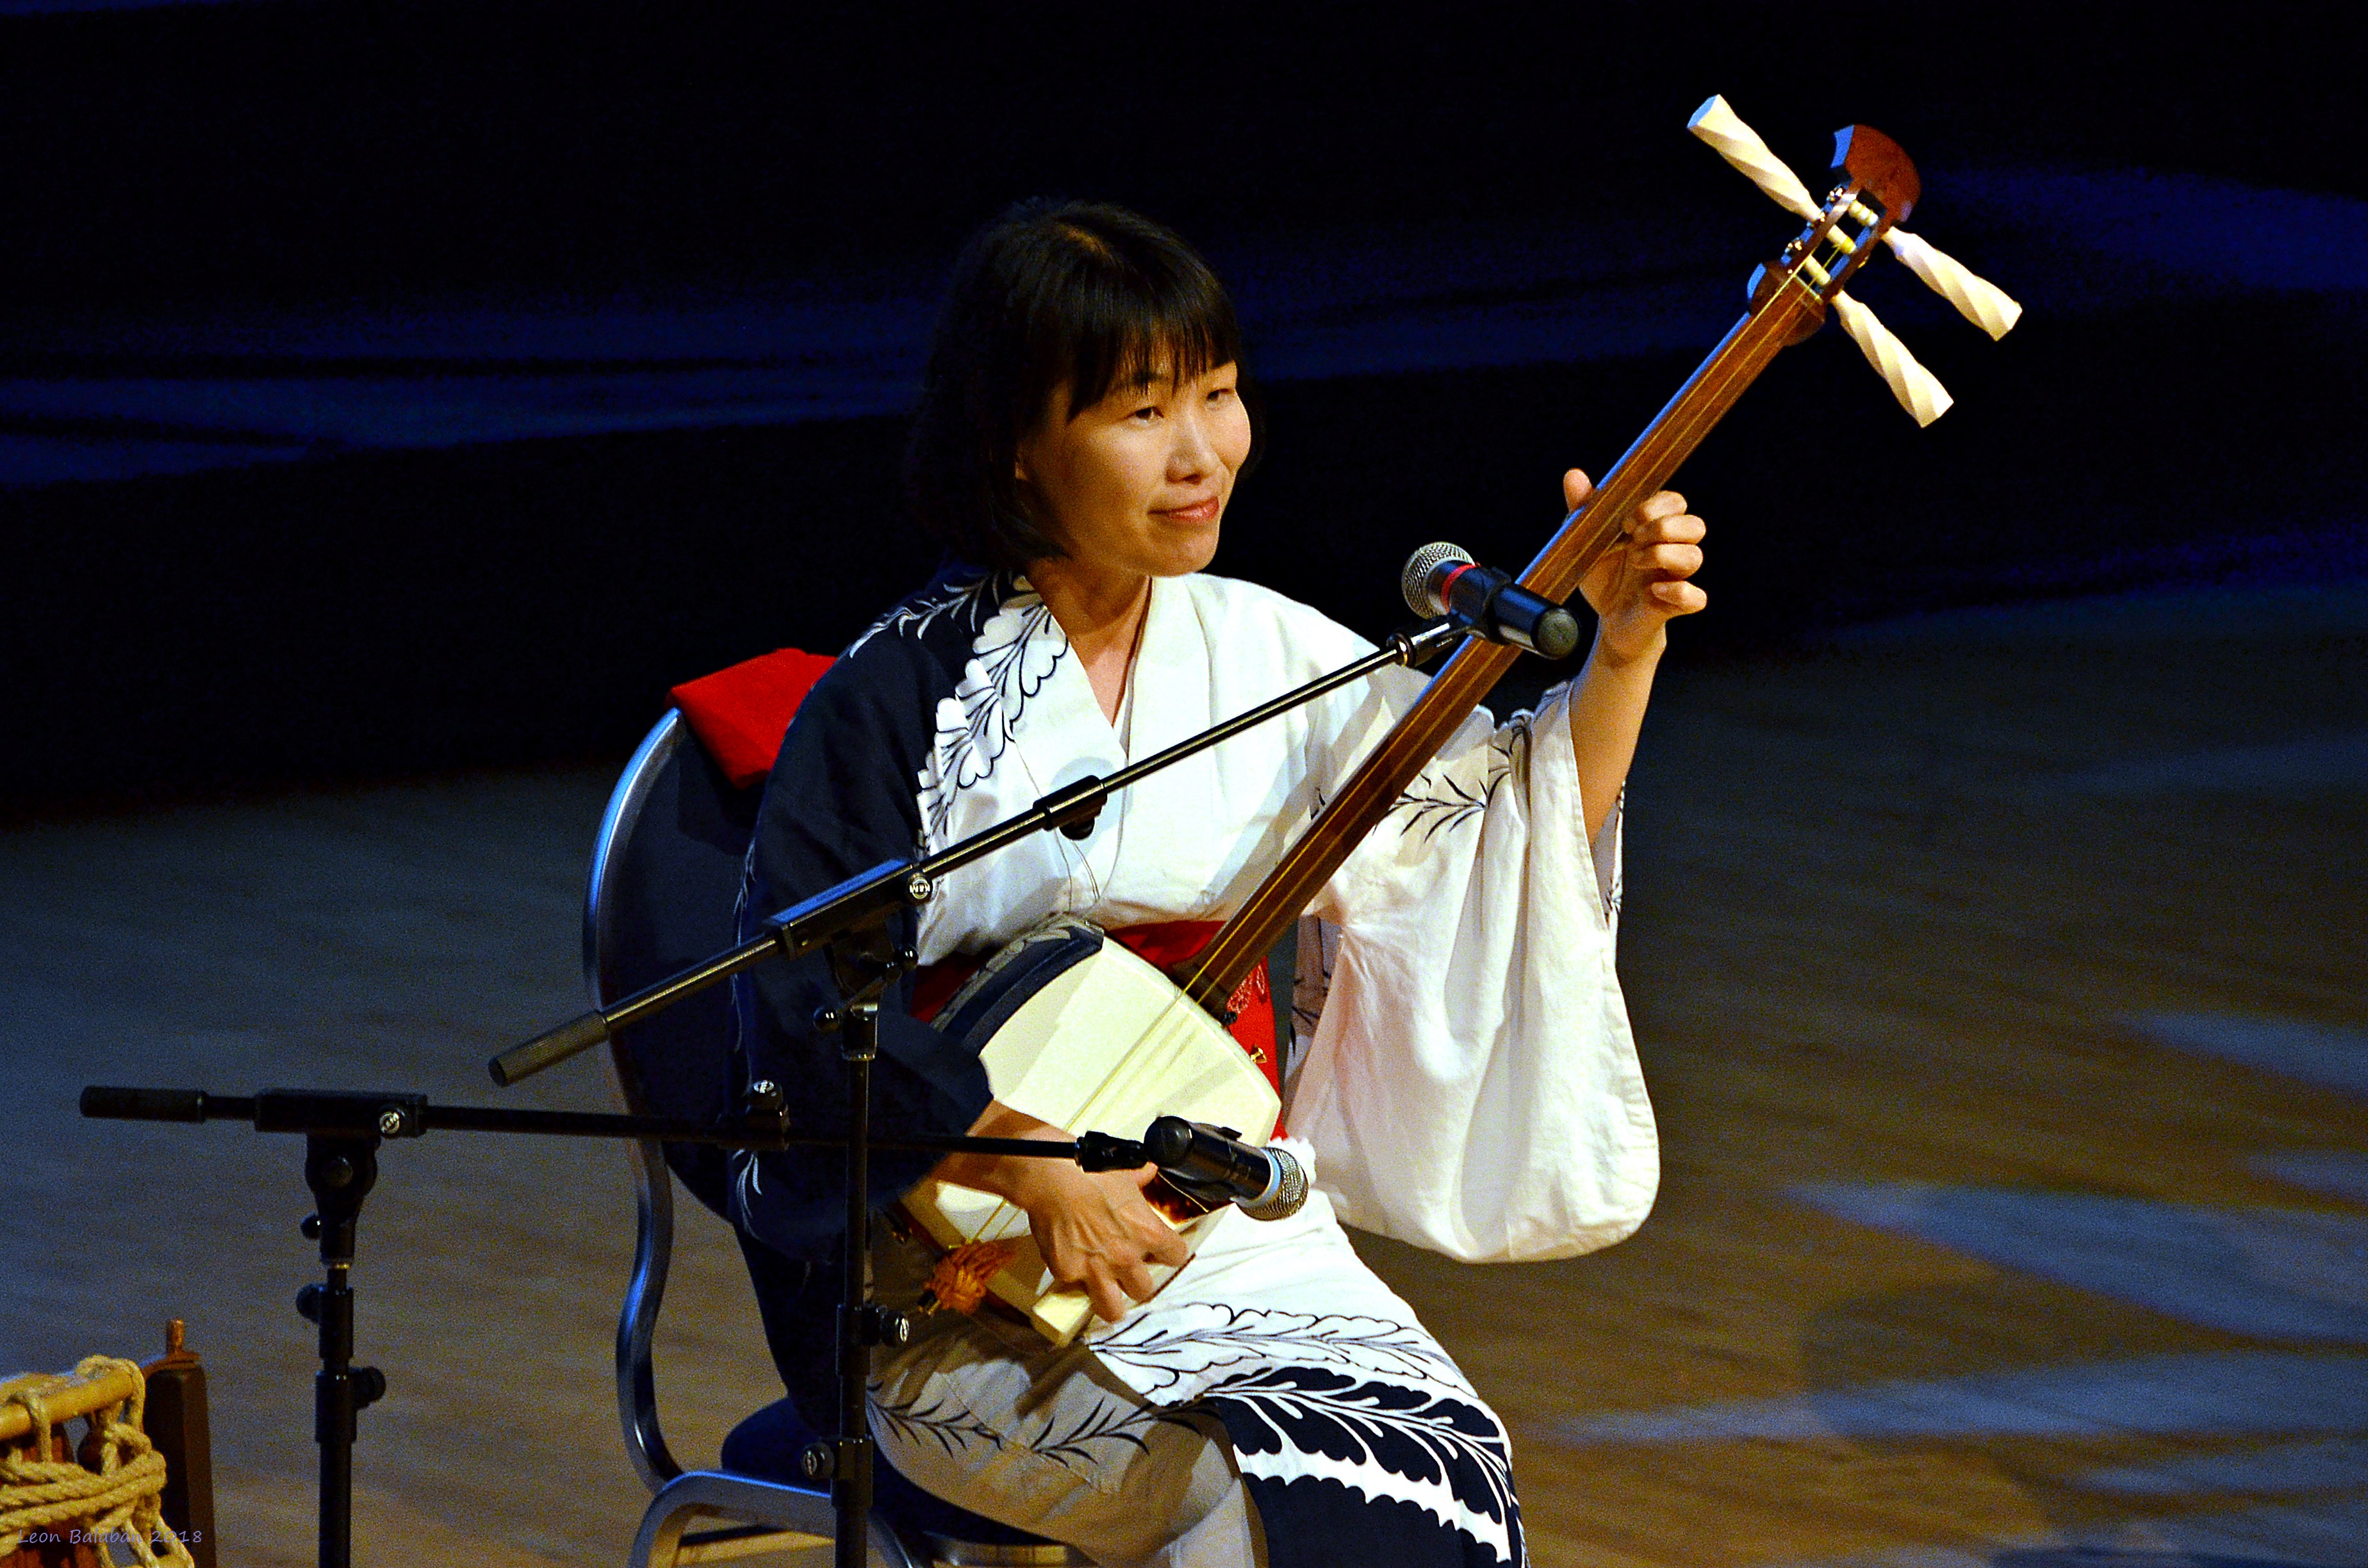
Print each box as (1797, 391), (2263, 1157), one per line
(1003, 1157), (1191, 1323)
(930, 1098), (1190, 1323)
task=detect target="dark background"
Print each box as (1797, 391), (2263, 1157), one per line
(4, 0), (2362, 805)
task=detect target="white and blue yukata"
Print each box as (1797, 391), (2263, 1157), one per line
(729, 568), (1658, 1567)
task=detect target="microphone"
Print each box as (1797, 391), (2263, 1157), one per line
(1401, 543), (1583, 660)
(1142, 1116), (1308, 1221)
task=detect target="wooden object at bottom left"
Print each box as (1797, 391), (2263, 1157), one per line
(1, 1321), (215, 1568)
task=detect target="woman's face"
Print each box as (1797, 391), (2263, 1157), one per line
(1015, 358), (1251, 580)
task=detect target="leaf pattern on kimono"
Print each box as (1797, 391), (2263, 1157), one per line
(1027, 1398), (1201, 1471)
(917, 589), (1067, 840)
(867, 1386), (1009, 1458)
(873, 1375), (1200, 1482)
(1387, 710), (1534, 845)
(844, 569), (1001, 658)
(1198, 1366), (1518, 1559)
(1390, 771), (1493, 844)
(1092, 1304), (1465, 1395)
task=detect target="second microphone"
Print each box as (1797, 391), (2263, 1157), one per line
(1142, 1116), (1308, 1221)
(1401, 543), (1583, 660)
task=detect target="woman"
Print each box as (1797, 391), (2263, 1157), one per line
(730, 200), (1706, 1567)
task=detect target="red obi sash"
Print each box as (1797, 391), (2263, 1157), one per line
(910, 920), (1284, 1122)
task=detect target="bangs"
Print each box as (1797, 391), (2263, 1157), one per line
(1021, 220), (1242, 422)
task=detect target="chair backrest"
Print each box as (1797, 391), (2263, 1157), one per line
(582, 705), (853, 1500)
(588, 708), (761, 1215)
(588, 708), (762, 1491)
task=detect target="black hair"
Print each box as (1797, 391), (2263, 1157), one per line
(903, 199), (1258, 573)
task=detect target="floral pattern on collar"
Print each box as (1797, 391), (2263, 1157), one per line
(914, 579), (1067, 843)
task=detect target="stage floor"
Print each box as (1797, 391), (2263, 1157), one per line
(6, 581), (2365, 1567)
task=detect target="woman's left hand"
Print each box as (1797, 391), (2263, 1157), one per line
(1567, 469), (1708, 664)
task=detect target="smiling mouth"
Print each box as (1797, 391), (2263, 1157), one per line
(1156, 496), (1222, 524)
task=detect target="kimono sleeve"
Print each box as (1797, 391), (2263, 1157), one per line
(1288, 677), (1658, 1263)
(725, 646), (995, 1261)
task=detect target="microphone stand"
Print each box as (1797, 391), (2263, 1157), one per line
(83, 614), (1491, 1568)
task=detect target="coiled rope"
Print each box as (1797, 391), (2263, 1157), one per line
(2, 1357), (193, 1567)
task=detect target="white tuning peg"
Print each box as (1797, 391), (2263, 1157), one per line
(1883, 229), (2023, 340)
(1688, 95), (1820, 220)
(1691, 95), (2022, 341)
(1831, 291), (1953, 426)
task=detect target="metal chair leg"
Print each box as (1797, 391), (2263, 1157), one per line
(628, 1471), (925, 1568)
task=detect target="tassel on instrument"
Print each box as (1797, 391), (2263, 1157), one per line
(920, 1239), (1017, 1317)
(1689, 95), (2023, 339)
(1830, 291), (1953, 426)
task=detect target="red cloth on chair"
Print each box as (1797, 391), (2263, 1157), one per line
(670, 648), (837, 790)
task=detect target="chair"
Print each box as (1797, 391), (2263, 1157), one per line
(587, 706), (1087, 1568)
